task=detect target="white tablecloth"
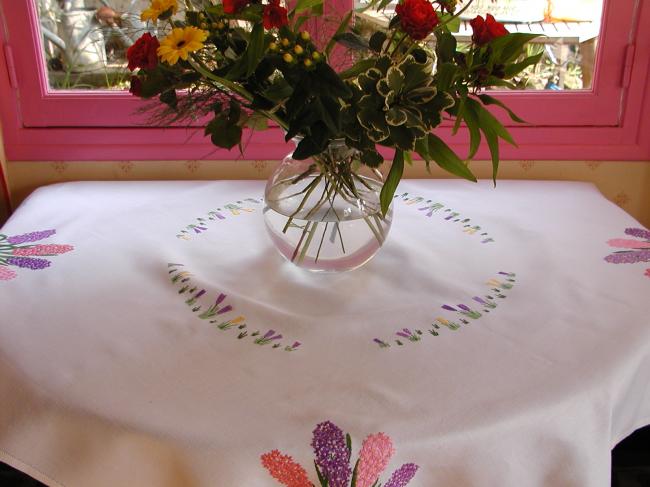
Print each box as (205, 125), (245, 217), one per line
(0, 180), (648, 487)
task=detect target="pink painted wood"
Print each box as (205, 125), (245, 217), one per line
(0, 0), (648, 161)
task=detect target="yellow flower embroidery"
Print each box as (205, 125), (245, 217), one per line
(157, 27), (208, 65)
(141, 0), (178, 23)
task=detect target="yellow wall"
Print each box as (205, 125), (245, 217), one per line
(3, 158), (650, 227)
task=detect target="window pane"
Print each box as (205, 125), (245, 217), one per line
(356, 0), (603, 90)
(37, 0), (152, 90)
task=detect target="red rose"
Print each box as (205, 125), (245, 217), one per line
(395, 0), (439, 41)
(263, 0), (288, 29)
(223, 0), (250, 14)
(126, 33), (159, 71)
(129, 76), (143, 97)
(470, 14), (509, 46)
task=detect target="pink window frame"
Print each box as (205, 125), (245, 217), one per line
(0, 0), (648, 161)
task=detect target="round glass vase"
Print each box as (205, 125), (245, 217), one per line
(264, 140), (393, 272)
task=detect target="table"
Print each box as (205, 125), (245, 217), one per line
(1, 180), (648, 487)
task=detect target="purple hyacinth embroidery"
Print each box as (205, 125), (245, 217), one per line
(625, 228), (650, 240)
(6, 256), (51, 270)
(7, 229), (56, 245)
(311, 421), (351, 487)
(605, 249), (650, 264)
(384, 463), (419, 487)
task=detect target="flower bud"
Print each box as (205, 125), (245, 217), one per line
(294, 45), (304, 55)
(312, 51), (321, 61)
(269, 42), (278, 51)
(300, 31), (310, 41)
(303, 58), (313, 68)
(283, 53), (294, 63)
(281, 38), (290, 47)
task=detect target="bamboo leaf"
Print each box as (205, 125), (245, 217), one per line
(422, 133), (477, 182)
(477, 94), (527, 124)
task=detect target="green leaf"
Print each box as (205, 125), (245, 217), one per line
(360, 149), (384, 168)
(436, 63), (458, 92)
(386, 66), (405, 92)
(503, 52), (544, 78)
(325, 10), (354, 57)
(205, 116), (242, 150)
(369, 31), (387, 52)
(346, 433), (352, 454)
(334, 32), (370, 51)
(351, 458), (360, 487)
(416, 133), (477, 182)
(466, 98), (509, 183)
(466, 98), (516, 145)
(462, 99), (482, 159)
(490, 33), (541, 64)
(380, 150), (404, 216)
(339, 59), (376, 79)
(159, 89), (177, 108)
(245, 23), (266, 77)
(314, 461), (328, 487)
(436, 32), (457, 63)
(291, 0), (323, 16)
(386, 107), (407, 126)
(477, 94), (527, 124)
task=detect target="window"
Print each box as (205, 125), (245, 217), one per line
(0, 0), (648, 160)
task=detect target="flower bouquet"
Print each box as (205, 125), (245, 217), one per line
(128, 0), (541, 271)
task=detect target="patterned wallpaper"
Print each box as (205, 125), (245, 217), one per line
(1, 159), (650, 227)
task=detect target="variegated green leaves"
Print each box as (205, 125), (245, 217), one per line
(351, 54), (453, 154)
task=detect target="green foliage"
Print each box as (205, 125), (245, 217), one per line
(136, 1), (541, 190)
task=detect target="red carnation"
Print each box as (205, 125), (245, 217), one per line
(126, 33), (159, 71)
(129, 76), (143, 97)
(470, 13), (509, 46)
(263, 0), (288, 29)
(223, 0), (250, 14)
(395, 0), (439, 41)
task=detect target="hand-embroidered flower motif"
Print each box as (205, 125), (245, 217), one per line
(261, 450), (312, 487)
(356, 433), (395, 487)
(0, 230), (74, 281)
(261, 421), (419, 487)
(605, 228), (650, 277)
(312, 421), (351, 487)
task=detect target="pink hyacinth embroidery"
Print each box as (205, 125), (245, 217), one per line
(0, 266), (17, 281)
(12, 244), (74, 256)
(356, 432), (395, 487)
(607, 239), (650, 249)
(260, 450), (312, 487)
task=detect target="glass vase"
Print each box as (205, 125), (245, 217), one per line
(264, 139), (393, 272)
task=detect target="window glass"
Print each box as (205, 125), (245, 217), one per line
(356, 0), (603, 90)
(37, 0), (153, 90)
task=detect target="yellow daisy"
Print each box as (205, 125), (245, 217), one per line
(141, 0), (178, 23)
(157, 27), (208, 65)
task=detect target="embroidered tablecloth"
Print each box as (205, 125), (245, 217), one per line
(0, 180), (648, 487)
